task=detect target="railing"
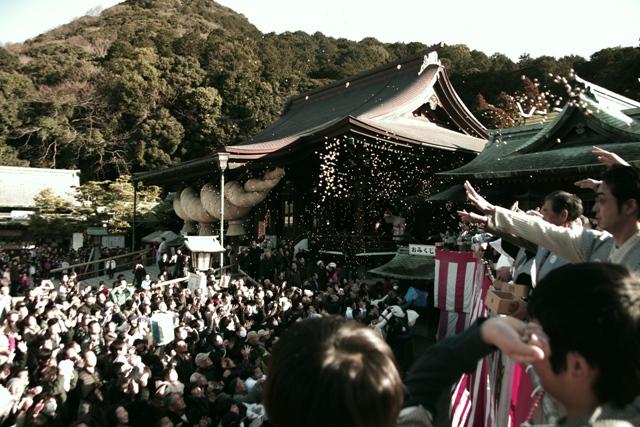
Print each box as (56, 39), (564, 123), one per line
(154, 275), (189, 288)
(50, 248), (151, 281)
(268, 232), (412, 257)
(237, 268), (260, 287)
(311, 233), (408, 256)
(152, 264), (234, 289)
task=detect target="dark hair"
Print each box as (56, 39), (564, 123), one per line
(110, 339), (126, 355)
(601, 164), (640, 217)
(543, 190), (583, 222)
(264, 316), (403, 427)
(106, 405), (123, 427)
(528, 262), (640, 407)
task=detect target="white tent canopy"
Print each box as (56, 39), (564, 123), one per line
(141, 230), (180, 244)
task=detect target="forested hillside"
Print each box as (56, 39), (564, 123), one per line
(1, 0), (638, 180)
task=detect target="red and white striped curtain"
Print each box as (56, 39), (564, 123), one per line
(434, 250), (488, 340)
(440, 249), (541, 427)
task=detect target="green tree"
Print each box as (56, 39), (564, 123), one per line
(157, 55), (206, 101)
(489, 53), (515, 72)
(74, 176), (161, 233)
(0, 71), (36, 157)
(440, 44), (490, 75)
(0, 140), (28, 166)
(21, 43), (92, 86)
(131, 108), (184, 170)
(176, 86), (224, 157)
(27, 189), (81, 240)
(474, 93), (515, 128)
(103, 47), (167, 119)
(576, 47), (640, 100)
(0, 0), (636, 180)
(0, 47), (19, 71)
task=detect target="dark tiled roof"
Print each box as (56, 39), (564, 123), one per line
(409, 183), (510, 203)
(226, 51), (486, 158)
(135, 49), (487, 185)
(441, 91), (640, 179)
(369, 246), (435, 280)
(0, 166), (79, 208)
(444, 142), (640, 179)
(574, 75), (640, 110)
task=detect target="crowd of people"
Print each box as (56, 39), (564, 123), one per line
(1, 147), (640, 427)
(259, 149), (640, 427)
(0, 245), (132, 296)
(0, 233), (420, 427)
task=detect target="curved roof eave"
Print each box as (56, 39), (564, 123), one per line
(134, 48), (488, 185)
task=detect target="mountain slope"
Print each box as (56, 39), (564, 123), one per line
(0, 0), (637, 180)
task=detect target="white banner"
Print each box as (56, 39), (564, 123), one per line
(72, 233), (84, 251)
(409, 244), (436, 257)
(102, 235), (125, 248)
(151, 312), (175, 346)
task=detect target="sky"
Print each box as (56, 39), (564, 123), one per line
(0, 0), (638, 60)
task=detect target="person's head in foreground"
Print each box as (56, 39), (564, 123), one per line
(595, 164), (640, 233)
(528, 262), (640, 420)
(264, 315), (403, 427)
(264, 262), (640, 426)
(541, 190), (583, 227)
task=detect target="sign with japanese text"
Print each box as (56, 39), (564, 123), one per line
(409, 244), (436, 257)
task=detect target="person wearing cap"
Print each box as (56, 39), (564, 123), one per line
(327, 262), (341, 287)
(194, 352), (217, 382)
(245, 331), (259, 347)
(314, 260), (328, 290)
(256, 329), (269, 342)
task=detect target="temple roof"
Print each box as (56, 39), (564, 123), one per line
(134, 48), (487, 185)
(368, 246), (435, 281)
(0, 166), (79, 209)
(440, 77), (640, 179)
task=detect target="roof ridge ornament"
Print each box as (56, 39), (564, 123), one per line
(418, 51), (441, 76)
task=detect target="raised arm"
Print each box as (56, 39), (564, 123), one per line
(592, 146), (630, 167)
(574, 147), (629, 190)
(403, 317), (544, 415)
(458, 181), (587, 263)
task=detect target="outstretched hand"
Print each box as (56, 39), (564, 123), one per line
(480, 317), (547, 364)
(593, 146), (630, 167)
(574, 178), (602, 190)
(464, 181), (496, 215)
(457, 209), (489, 226)
(525, 209), (543, 218)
